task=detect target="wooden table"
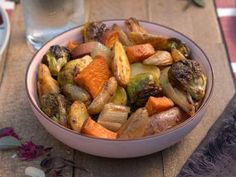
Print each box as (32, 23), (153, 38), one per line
(0, 1), (235, 177)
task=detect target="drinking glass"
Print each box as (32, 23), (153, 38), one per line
(22, 0), (85, 50)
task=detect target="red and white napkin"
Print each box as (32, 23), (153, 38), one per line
(215, 0), (236, 78)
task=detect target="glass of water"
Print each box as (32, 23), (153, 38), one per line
(22, 0), (85, 50)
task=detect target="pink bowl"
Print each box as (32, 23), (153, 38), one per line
(25, 20), (214, 158)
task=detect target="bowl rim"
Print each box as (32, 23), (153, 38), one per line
(25, 19), (214, 142)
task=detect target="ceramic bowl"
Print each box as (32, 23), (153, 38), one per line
(26, 20), (214, 158)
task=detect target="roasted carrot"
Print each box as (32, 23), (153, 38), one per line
(146, 96), (174, 116)
(101, 30), (119, 49)
(126, 43), (155, 63)
(82, 118), (117, 139)
(74, 56), (111, 98)
(67, 40), (79, 52)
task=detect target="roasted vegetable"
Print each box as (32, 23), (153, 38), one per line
(143, 51), (173, 66)
(68, 101), (89, 132)
(90, 42), (112, 66)
(126, 43), (155, 64)
(75, 56), (111, 98)
(97, 103), (130, 131)
(100, 30), (119, 48)
(58, 55), (92, 87)
(37, 64), (60, 97)
(130, 63), (160, 85)
(82, 22), (108, 42)
(145, 107), (183, 135)
(62, 84), (91, 105)
(72, 41), (97, 58)
(171, 48), (186, 62)
(82, 118), (117, 139)
(160, 67), (195, 116)
(168, 38), (190, 58)
(88, 77), (118, 114)
(125, 17), (147, 34)
(43, 45), (72, 76)
(127, 73), (162, 109)
(110, 86), (127, 105)
(67, 40), (79, 52)
(118, 108), (148, 139)
(168, 59), (207, 100)
(112, 41), (131, 86)
(112, 24), (133, 46)
(40, 93), (67, 126)
(128, 32), (169, 50)
(146, 96), (174, 116)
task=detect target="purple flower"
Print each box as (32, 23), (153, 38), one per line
(18, 141), (52, 161)
(0, 127), (20, 140)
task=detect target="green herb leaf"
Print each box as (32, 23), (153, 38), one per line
(192, 0), (205, 7)
(0, 136), (21, 150)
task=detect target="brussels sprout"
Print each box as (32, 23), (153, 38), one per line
(168, 59), (207, 100)
(82, 22), (108, 42)
(110, 86), (127, 106)
(130, 63), (160, 85)
(127, 73), (162, 109)
(68, 101), (89, 132)
(58, 55), (93, 87)
(112, 24), (133, 46)
(40, 93), (67, 127)
(37, 64), (60, 97)
(118, 108), (148, 139)
(160, 67), (195, 116)
(43, 45), (72, 76)
(62, 84), (91, 105)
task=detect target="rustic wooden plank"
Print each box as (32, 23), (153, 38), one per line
(148, 0), (235, 176)
(0, 5), (74, 177)
(74, 1), (164, 177)
(88, 0), (148, 21)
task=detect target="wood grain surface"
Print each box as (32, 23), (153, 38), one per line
(0, 1), (235, 177)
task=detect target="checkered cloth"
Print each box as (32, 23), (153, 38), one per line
(215, 0), (236, 78)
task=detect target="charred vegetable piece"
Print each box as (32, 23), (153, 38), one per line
(128, 32), (169, 50)
(130, 63), (160, 85)
(112, 24), (133, 46)
(82, 118), (117, 139)
(145, 96), (175, 116)
(68, 101), (89, 132)
(40, 93), (67, 127)
(62, 84), (91, 105)
(88, 77), (118, 114)
(110, 86), (127, 106)
(171, 48), (186, 62)
(168, 38), (190, 58)
(82, 22), (108, 42)
(43, 45), (72, 76)
(127, 73), (162, 109)
(37, 64), (60, 97)
(160, 67), (195, 116)
(75, 56), (111, 98)
(168, 59), (207, 100)
(143, 51), (173, 66)
(112, 41), (131, 86)
(100, 30), (119, 48)
(126, 43), (155, 64)
(97, 103), (130, 131)
(145, 107), (183, 135)
(118, 108), (148, 139)
(58, 55), (92, 87)
(125, 17), (147, 34)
